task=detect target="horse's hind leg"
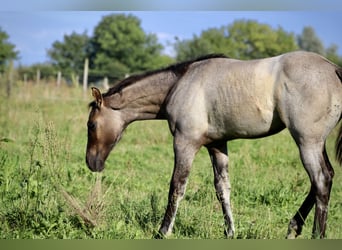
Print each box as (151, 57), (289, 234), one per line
(287, 142), (334, 239)
(287, 187), (315, 238)
(207, 142), (235, 237)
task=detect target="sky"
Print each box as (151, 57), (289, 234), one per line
(1, 0), (342, 11)
(1, 11), (342, 66)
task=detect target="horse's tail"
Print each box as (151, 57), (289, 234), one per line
(336, 67), (342, 82)
(335, 67), (342, 166)
(336, 123), (342, 166)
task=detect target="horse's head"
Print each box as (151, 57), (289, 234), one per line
(86, 87), (125, 172)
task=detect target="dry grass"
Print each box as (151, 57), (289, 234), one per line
(59, 173), (106, 227)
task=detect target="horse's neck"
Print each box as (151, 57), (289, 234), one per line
(109, 71), (177, 122)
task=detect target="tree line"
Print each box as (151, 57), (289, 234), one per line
(1, 13), (342, 86)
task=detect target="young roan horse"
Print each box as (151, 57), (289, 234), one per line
(86, 51), (342, 239)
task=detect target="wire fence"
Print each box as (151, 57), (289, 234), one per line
(1, 59), (113, 100)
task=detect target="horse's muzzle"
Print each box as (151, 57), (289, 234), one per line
(86, 153), (105, 172)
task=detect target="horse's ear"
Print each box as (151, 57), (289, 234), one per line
(91, 87), (103, 108)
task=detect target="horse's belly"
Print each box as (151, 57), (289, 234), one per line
(207, 104), (283, 140)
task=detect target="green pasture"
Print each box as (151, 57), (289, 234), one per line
(0, 83), (341, 239)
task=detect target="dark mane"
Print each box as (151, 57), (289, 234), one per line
(103, 54), (228, 97)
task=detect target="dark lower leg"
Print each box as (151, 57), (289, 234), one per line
(157, 136), (198, 238)
(158, 181), (186, 237)
(311, 146), (334, 238)
(287, 187), (315, 238)
(207, 142), (235, 237)
(312, 202), (328, 238)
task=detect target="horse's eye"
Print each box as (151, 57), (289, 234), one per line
(87, 121), (96, 131)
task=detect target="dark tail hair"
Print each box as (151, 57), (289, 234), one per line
(336, 67), (342, 82)
(335, 68), (342, 165)
(336, 123), (342, 165)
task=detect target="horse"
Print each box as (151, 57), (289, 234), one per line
(86, 51), (342, 239)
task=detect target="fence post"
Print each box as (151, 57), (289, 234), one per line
(83, 58), (89, 93)
(36, 69), (40, 84)
(103, 77), (109, 90)
(24, 73), (27, 85)
(6, 60), (14, 98)
(56, 71), (62, 87)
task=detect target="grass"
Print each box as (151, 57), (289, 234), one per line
(0, 81), (341, 239)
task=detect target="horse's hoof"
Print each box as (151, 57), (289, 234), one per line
(286, 229), (297, 239)
(153, 231), (166, 239)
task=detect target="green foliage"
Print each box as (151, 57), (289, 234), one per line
(16, 15), (341, 85)
(175, 21), (342, 65)
(225, 20), (298, 59)
(297, 26), (342, 66)
(326, 44), (340, 64)
(0, 83), (341, 239)
(175, 20), (298, 61)
(89, 13), (168, 80)
(174, 27), (228, 61)
(47, 31), (90, 80)
(297, 26), (325, 55)
(45, 14), (174, 84)
(0, 27), (18, 74)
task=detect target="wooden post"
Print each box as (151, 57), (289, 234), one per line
(103, 77), (109, 90)
(71, 73), (79, 87)
(24, 73), (27, 85)
(56, 71), (61, 87)
(36, 69), (40, 85)
(83, 58), (89, 93)
(6, 60), (14, 98)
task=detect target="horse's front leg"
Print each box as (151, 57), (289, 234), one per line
(157, 134), (199, 238)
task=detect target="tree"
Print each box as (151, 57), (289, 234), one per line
(324, 44), (342, 67)
(175, 27), (227, 61)
(297, 26), (342, 66)
(0, 27), (18, 73)
(47, 31), (90, 84)
(175, 20), (298, 61)
(297, 26), (325, 55)
(89, 13), (169, 81)
(225, 20), (298, 59)
(325, 44), (339, 63)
